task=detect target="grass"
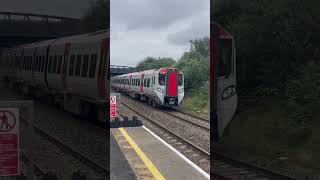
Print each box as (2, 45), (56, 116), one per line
(217, 97), (320, 177)
(179, 81), (210, 115)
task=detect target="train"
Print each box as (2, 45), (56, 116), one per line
(0, 30), (109, 122)
(211, 22), (238, 139)
(111, 67), (184, 108)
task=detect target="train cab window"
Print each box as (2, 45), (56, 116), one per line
(57, 55), (62, 74)
(48, 56), (53, 73)
(53, 56), (58, 73)
(89, 54), (97, 78)
(159, 74), (165, 86)
(178, 74), (183, 86)
(81, 54), (89, 77)
(75, 55), (82, 76)
(219, 39), (232, 77)
(147, 79), (150, 87)
(69, 55), (75, 76)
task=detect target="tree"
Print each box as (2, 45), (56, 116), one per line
(135, 57), (176, 71)
(80, 0), (109, 33)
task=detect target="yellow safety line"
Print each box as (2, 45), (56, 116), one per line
(118, 128), (166, 180)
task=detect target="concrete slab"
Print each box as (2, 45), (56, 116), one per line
(110, 133), (136, 180)
(124, 126), (208, 180)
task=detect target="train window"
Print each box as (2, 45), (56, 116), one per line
(25, 57), (28, 70)
(69, 55), (75, 76)
(27, 57), (29, 70)
(37, 56), (41, 72)
(48, 56), (53, 73)
(159, 74), (165, 86)
(57, 55), (62, 74)
(81, 54), (89, 77)
(219, 39), (232, 77)
(143, 79), (146, 87)
(178, 74), (183, 86)
(35, 56), (39, 72)
(148, 79), (150, 87)
(41, 56), (45, 72)
(53, 56), (58, 73)
(89, 54), (97, 78)
(75, 55), (82, 76)
(23, 57), (26, 70)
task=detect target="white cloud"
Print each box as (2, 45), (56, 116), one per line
(111, 0), (209, 67)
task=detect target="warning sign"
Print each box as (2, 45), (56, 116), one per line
(110, 96), (117, 118)
(0, 108), (19, 176)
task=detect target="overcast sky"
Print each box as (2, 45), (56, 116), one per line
(111, 0), (210, 67)
(0, 0), (92, 18)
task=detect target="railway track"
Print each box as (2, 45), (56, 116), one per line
(120, 102), (210, 174)
(116, 92), (210, 131)
(121, 102), (209, 156)
(173, 108), (210, 123)
(20, 117), (109, 177)
(212, 152), (297, 180)
(163, 110), (210, 131)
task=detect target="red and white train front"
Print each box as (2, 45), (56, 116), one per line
(155, 67), (184, 107)
(111, 67), (184, 108)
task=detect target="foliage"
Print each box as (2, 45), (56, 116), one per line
(80, 0), (109, 33)
(176, 37), (210, 92)
(135, 37), (210, 112)
(214, 0), (320, 133)
(135, 57), (176, 71)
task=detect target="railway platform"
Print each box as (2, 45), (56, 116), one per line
(111, 126), (209, 180)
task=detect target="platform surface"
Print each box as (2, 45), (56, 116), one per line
(116, 126), (209, 180)
(110, 133), (137, 180)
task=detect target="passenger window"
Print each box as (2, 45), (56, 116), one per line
(48, 56), (53, 73)
(81, 54), (89, 77)
(57, 56), (62, 74)
(74, 55), (82, 76)
(35, 56), (40, 72)
(37, 56), (42, 72)
(69, 55), (75, 76)
(41, 56), (45, 72)
(53, 56), (58, 73)
(148, 79), (150, 87)
(89, 54), (97, 78)
(28, 56), (31, 70)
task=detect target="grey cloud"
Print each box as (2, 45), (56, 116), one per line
(111, 0), (208, 30)
(167, 14), (210, 45)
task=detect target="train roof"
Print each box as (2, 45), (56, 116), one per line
(16, 29), (109, 49)
(112, 67), (183, 79)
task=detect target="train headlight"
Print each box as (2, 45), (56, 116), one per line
(222, 85), (236, 100)
(156, 87), (163, 93)
(179, 88), (184, 93)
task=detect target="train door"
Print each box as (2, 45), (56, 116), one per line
(62, 43), (71, 94)
(217, 37), (237, 138)
(140, 74), (144, 94)
(98, 38), (109, 100)
(166, 69), (179, 98)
